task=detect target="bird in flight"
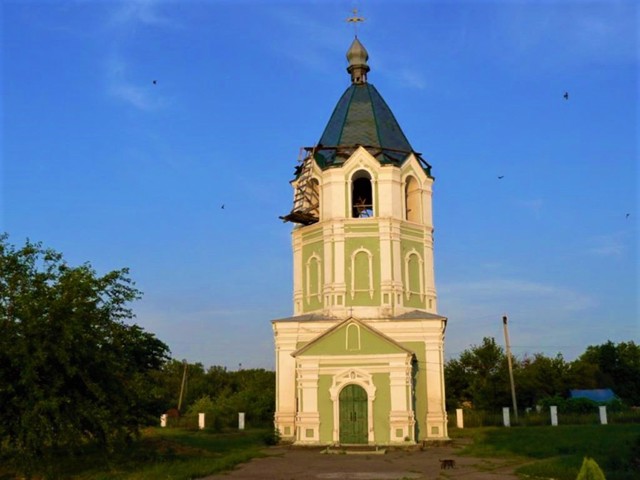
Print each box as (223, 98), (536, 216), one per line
(153, 80), (157, 85)
(626, 213), (630, 219)
(498, 175), (504, 179)
(563, 92), (569, 100)
(221, 204), (225, 209)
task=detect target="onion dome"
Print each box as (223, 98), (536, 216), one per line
(312, 37), (431, 175)
(346, 37), (370, 84)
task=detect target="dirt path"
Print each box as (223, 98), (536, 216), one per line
(198, 442), (525, 480)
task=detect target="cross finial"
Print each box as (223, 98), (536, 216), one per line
(346, 8), (365, 35)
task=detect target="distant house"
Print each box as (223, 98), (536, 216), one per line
(570, 389), (616, 403)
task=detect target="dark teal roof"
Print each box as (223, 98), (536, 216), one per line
(312, 83), (430, 174)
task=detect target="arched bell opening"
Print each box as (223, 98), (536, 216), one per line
(405, 175), (420, 223)
(351, 170), (373, 218)
(308, 178), (320, 218)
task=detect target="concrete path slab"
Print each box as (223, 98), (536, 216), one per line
(198, 444), (523, 480)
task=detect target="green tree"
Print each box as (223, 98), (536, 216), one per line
(444, 357), (473, 410)
(445, 337), (510, 411)
(571, 341), (640, 405)
(0, 235), (169, 475)
(156, 363), (276, 430)
(516, 353), (569, 408)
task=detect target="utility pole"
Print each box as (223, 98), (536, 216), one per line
(177, 359), (188, 413)
(502, 315), (518, 422)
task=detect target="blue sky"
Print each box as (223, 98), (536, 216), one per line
(2, 0), (637, 369)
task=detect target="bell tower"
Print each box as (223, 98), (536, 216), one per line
(281, 37), (438, 321)
(274, 34), (448, 446)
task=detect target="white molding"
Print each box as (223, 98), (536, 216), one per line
(345, 323), (361, 350)
(403, 249), (424, 301)
(305, 252), (322, 303)
(350, 247), (374, 299)
(329, 368), (377, 444)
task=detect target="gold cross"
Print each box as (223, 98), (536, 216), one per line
(346, 8), (365, 34)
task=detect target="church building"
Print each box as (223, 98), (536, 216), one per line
(272, 35), (448, 445)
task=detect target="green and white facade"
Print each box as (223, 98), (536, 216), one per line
(273, 38), (448, 445)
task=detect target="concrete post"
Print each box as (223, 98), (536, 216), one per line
(456, 408), (464, 429)
(198, 413), (205, 430)
(239, 412), (245, 430)
(502, 407), (510, 427)
(160, 414), (167, 428)
(599, 406), (608, 425)
(550, 406), (558, 426)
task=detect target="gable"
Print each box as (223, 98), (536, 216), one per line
(294, 319), (412, 357)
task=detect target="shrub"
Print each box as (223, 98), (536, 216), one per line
(262, 429), (281, 446)
(576, 456), (605, 480)
(630, 435), (640, 473)
(538, 395), (566, 411)
(565, 398), (598, 414)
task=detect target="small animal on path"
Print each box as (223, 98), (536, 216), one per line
(440, 458), (456, 469)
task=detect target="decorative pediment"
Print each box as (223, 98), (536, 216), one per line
(292, 317), (414, 358)
(401, 153), (432, 182)
(328, 367), (376, 402)
(341, 146), (380, 175)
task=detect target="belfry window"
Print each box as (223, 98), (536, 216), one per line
(351, 170), (373, 218)
(308, 178), (320, 218)
(405, 175), (420, 223)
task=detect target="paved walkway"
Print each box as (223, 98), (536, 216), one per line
(199, 442), (524, 480)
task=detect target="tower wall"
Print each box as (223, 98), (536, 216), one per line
(274, 38), (447, 445)
(292, 148), (437, 319)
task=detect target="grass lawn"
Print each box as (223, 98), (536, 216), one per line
(451, 424), (640, 480)
(0, 428), (273, 480)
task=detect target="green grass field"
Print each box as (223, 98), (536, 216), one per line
(0, 428), (273, 480)
(3, 424), (639, 479)
(452, 424), (640, 480)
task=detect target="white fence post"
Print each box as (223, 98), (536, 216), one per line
(456, 408), (464, 428)
(238, 412), (245, 430)
(503, 407), (510, 427)
(198, 412), (205, 430)
(599, 406), (608, 425)
(550, 406), (558, 426)
(160, 414), (167, 428)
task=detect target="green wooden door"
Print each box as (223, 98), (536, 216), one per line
(339, 384), (368, 444)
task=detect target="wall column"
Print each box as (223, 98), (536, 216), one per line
(273, 325), (298, 441)
(424, 334), (448, 439)
(295, 360), (320, 444)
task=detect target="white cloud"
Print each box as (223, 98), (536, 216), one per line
(134, 304), (280, 368)
(585, 232), (627, 257)
(520, 198), (543, 217)
(395, 69), (427, 90)
(103, 1), (178, 111)
(109, 83), (157, 111)
(501, 1), (638, 69)
(267, 8), (346, 73)
(439, 277), (600, 360)
(440, 277), (597, 315)
(110, 0), (173, 27)
(105, 54), (166, 111)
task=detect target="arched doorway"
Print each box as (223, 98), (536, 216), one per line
(339, 384), (368, 444)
